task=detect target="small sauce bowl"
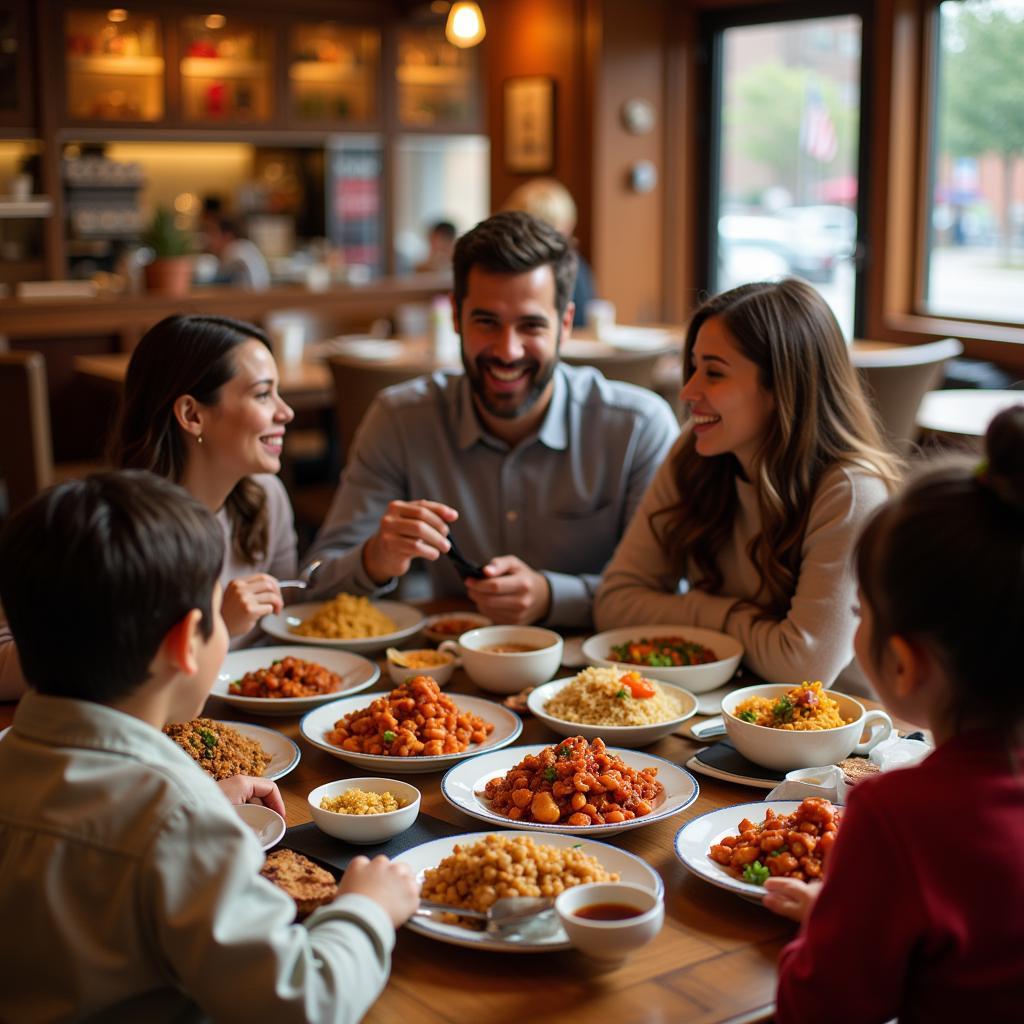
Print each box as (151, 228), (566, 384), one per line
(554, 882), (663, 960)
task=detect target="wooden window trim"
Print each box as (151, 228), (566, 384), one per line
(865, 0), (1024, 371)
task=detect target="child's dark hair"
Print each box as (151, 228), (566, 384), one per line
(452, 211), (578, 320)
(0, 471), (223, 702)
(855, 406), (1024, 734)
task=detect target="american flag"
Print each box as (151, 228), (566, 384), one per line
(800, 81), (838, 164)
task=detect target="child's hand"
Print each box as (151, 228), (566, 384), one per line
(762, 877), (822, 922)
(339, 855), (419, 928)
(221, 574), (284, 636)
(217, 775), (287, 819)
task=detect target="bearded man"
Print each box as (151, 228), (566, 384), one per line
(304, 212), (678, 627)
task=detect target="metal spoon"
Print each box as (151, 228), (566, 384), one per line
(277, 559), (323, 591)
(416, 896), (557, 938)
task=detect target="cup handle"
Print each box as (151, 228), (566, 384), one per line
(852, 709), (893, 756)
(438, 640), (461, 664)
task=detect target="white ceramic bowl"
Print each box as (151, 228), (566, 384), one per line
(308, 777), (421, 844)
(554, 882), (664, 960)
(234, 803), (286, 850)
(581, 625), (743, 694)
(386, 647), (458, 687)
(440, 625), (563, 694)
(421, 612), (493, 644)
(527, 676), (697, 748)
(722, 683), (893, 771)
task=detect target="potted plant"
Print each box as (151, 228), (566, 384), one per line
(142, 207), (193, 297)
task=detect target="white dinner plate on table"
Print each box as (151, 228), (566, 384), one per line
(223, 721), (301, 782)
(526, 676), (697, 747)
(674, 800), (841, 902)
(261, 600), (425, 655)
(395, 830), (663, 952)
(211, 647), (379, 715)
(299, 694), (522, 774)
(442, 743), (698, 837)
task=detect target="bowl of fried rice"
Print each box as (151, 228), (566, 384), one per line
(527, 666), (698, 747)
(722, 681), (893, 770)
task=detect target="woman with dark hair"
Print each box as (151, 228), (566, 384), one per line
(112, 313), (297, 641)
(0, 313), (296, 698)
(595, 279), (902, 688)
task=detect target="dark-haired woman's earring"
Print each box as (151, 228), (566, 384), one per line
(197, 434), (204, 445)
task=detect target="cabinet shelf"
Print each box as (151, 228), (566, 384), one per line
(396, 65), (471, 86)
(180, 57), (268, 79)
(0, 197), (54, 219)
(67, 55), (165, 76)
(291, 61), (366, 84)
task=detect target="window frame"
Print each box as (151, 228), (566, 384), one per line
(697, 0), (873, 337)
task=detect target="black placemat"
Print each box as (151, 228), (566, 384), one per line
(690, 740), (787, 784)
(282, 814), (465, 874)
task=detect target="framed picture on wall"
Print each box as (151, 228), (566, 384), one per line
(503, 76), (555, 174)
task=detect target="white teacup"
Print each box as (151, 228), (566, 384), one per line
(439, 625), (563, 694)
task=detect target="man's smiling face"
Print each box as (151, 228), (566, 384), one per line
(456, 264), (571, 421)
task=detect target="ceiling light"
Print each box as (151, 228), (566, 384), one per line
(445, 2), (485, 48)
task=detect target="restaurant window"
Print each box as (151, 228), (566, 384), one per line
(392, 134), (488, 274)
(704, 6), (866, 338)
(924, 0), (1024, 325)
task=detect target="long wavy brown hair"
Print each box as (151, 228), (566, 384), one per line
(109, 313), (272, 565)
(652, 279), (902, 618)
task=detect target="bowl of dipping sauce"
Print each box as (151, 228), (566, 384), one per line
(308, 777), (421, 844)
(439, 625), (563, 694)
(554, 882), (664, 960)
(386, 647), (458, 687)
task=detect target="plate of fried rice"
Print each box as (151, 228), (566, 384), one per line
(527, 666), (698, 747)
(261, 596), (425, 654)
(163, 719), (300, 782)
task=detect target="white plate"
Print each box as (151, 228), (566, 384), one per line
(442, 742), (698, 836)
(229, 721), (301, 782)
(420, 611), (492, 644)
(261, 600), (425, 654)
(674, 800), (841, 901)
(299, 694), (522, 774)
(581, 625), (743, 694)
(212, 647), (380, 715)
(234, 803), (286, 850)
(395, 830), (664, 952)
(527, 676), (697, 747)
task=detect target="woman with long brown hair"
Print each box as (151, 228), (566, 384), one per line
(595, 279), (901, 688)
(113, 313), (297, 643)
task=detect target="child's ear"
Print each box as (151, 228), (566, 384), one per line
(887, 635), (924, 699)
(172, 394), (204, 440)
(161, 609), (204, 676)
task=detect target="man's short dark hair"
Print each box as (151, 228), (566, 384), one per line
(430, 220), (457, 241)
(452, 211), (578, 320)
(0, 471), (223, 703)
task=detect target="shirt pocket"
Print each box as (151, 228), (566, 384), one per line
(541, 501), (621, 574)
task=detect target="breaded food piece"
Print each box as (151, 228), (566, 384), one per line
(837, 756), (881, 785)
(260, 849), (338, 920)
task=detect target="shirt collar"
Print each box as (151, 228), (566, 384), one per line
(453, 364), (569, 453)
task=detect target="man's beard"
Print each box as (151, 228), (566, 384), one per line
(462, 338), (559, 420)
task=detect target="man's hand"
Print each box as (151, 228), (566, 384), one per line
(338, 855), (419, 928)
(362, 500), (458, 584)
(221, 574), (283, 637)
(762, 877), (822, 923)
(464, 555), (551, 624)
(216, 775), (287, 820)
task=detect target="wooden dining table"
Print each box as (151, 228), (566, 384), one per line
(0, 617), (914, 1024)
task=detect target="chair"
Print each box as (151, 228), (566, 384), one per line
(561, 349), (668, 391)
(327, 355), (423, 464)
(0, 351), (102, 517)
(852, 337), (964, 452)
